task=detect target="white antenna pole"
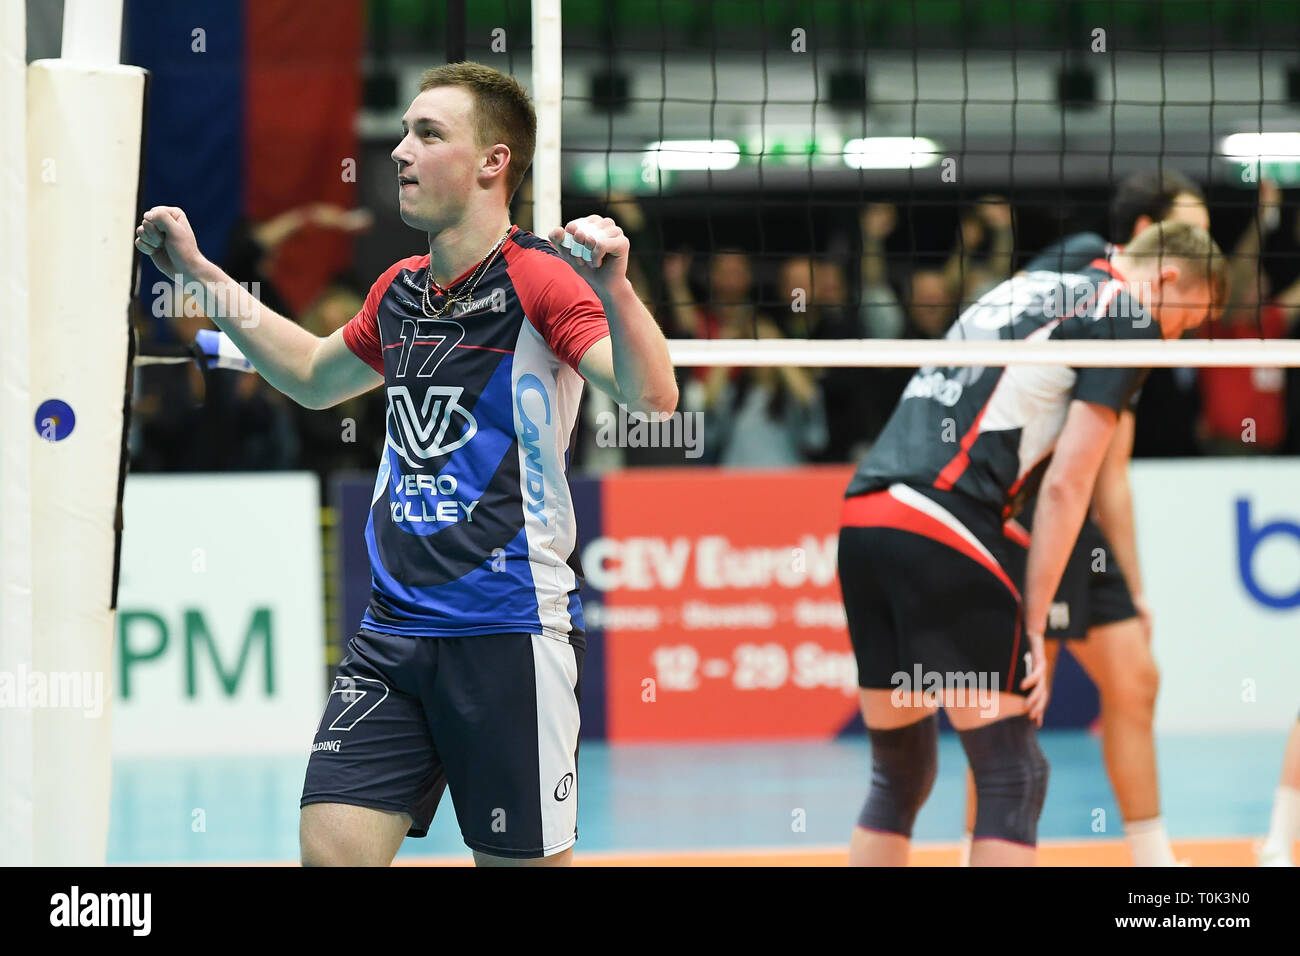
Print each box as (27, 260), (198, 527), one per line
(61, 0), (125, 65)
(531, 0), (563, 236)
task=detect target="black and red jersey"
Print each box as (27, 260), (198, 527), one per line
(846, 260), (1155, 519)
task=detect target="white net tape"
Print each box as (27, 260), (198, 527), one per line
(666, 338), (1300, 368)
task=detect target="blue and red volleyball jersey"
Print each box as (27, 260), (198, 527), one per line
(342, 226), (609, 644)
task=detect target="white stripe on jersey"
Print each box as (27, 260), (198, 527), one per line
(511, 319), (582, 642)
(887, 483), (999, 568)
(974, 318), (1073, 488)
(968, 279), (1124, 490)
(531, 633), (580, 855)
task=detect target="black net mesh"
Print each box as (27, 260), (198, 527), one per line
(368, 0), (1300, 458)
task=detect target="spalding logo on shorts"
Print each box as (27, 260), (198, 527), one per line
(554, 772), (574, 801)
(34, 399), (75, 442)
(1049, 601), (1070, 631)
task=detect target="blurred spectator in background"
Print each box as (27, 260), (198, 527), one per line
(663, 248), (826, 465)
(665, 246), (762, 408)
(906, 269), (957, 339)
(859, 202), (907, 338)
(1200, 180), (1300, 455)
(664, 248), (760, 340)
(858, 197), (1014, 340)
(950, 196), (1015, 303)
(778, 255), (878, 460)
(704, 314), (828, 467)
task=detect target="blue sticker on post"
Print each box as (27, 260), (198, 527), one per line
(35, 399), (76, 441)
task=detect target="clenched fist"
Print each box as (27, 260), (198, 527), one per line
(135, 206), (207, 282)
(548, 215), (629, 288)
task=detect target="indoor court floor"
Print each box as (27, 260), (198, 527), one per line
(109, 729), (1295, 866)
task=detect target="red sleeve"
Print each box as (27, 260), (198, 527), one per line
(505, 243), (611, 373)
(342, 258), (417, 375)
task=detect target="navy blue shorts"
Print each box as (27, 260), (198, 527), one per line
(300, 629), (583, 859)
(1003, 517), (1137, 640)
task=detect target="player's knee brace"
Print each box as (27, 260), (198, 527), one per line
(958, 715), (1050, 846)
(857, 714), (939, 837)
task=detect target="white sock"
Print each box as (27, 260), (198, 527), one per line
(1261, 786), (1300, 860)
(959, 831), (973, 867)
(1125, 816), (1177, 866)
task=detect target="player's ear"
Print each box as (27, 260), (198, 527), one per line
(482, 143), (511, 180)
(1131, 215), (1154, 240)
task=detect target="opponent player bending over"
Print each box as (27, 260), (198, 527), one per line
(960, 170), (1212, 867)
(135, 62), (677, 866)
(839, 220), (1224, 866)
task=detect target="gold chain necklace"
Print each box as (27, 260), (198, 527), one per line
(422, 228), (512, 318)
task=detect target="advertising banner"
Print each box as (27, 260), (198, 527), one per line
(1133, 460), (1300, 732)
(113, 474), (325, 756)
(592, 467), (859, 741)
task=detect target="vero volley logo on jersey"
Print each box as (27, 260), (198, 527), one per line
(386, 385), (478, 469)
(384, 317), (480, 468)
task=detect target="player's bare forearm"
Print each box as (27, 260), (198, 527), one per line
(601, 278), (678, 414)
(1023, 400), (1119, 635)
(136, 204), (377, 409)
(1092, 410), (1143, 595)
(185, 258), (331, 406)
(552, 215), (676, 414)
(1023, 476), (1094, 636)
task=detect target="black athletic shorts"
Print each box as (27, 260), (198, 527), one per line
(300, 628), (583, 859)
(838, 484), (1030, 697)
(1002, 516), (1137, 640)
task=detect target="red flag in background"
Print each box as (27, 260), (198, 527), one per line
(245, 0), (362, 316)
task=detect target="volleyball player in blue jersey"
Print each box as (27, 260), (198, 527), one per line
(136, 62), (677, 866)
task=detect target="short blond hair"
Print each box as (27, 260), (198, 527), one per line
(1124, 219), (1228, 314)
(418, 62), (535, 202)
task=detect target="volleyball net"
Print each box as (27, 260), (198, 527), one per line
(531, 0), (1300, 368)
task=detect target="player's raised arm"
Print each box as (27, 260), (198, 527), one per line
(549, 215), (678, 416)
(134, 205), (382, 409)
